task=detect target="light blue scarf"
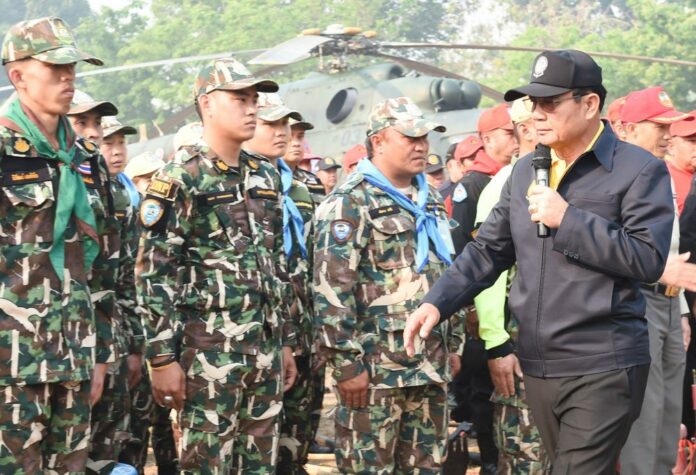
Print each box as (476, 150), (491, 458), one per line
(117, 173), (140, 208)
(357, 158), (452, 272)
(278, 159), (307, 259)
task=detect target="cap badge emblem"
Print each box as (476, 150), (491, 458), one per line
(533, 56), (548, 78)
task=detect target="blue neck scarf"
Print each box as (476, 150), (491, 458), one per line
(357, 158), (452, 272)
(117, 172), (140, 209)
(278, 159), (307, 259)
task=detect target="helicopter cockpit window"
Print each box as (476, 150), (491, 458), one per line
(326, 88), (358, 124)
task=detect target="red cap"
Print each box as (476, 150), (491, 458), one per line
(300, 142), (320, 162)
(454, 135), (484, 161)
(620, 86), (688, 124)
(670, 111), (696, 138)
(343, 144), (367, 169)
(606, 96), (626, 123)
(477, 103), (514, 134)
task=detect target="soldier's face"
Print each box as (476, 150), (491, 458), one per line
(317, 168), (338, 192)
(625, 121), (671, 159)
(203, 88), (258, 142)
(284, 128), (306, 166)
(426, 169), (446, 189)
(8, 59), (76, 116)
(373, 128), (429, 177)
(668, 135), (696, 173)
(69, 111), (103, 145)
(481, 127), (518, 164)
(246, 117), (290, 158)
(100, 133), (128, 175)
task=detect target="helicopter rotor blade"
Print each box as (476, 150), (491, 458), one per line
(0, 48), (267, 93)
(380, 42), (696, 68)
(248, 35), (332, 65)
(371, 51), (505, 102)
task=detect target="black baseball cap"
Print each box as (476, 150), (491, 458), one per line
(504, 50), (603, 101)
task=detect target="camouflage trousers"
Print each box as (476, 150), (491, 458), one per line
(334, 383), (448, 474)
(0, 380), (91, 474)
(118, 364), (178, 474)
(278, 354), (324, 474)
(178, 348), (283, 475)
(493, 384), (549, 475)
(87, 356), (132, 474)
(310, 362), (326, 442)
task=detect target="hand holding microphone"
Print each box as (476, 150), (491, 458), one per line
(528, 144), (569, 233)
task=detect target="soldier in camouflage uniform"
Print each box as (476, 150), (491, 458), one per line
(284, 117), (329, 452)
(244, 93), (318, 474)
(68, 96), (141, 474)
(137, 57), (299, 475)
(0, 16), (104, 473)
(313, 97), (465, 474)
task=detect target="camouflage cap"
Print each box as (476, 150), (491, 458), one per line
(2, 17), (103, 66)
(68, 90), (118, 116)
(193, 57), (278, 100)
(173, 122), (204, 150)
(102, 116), (137, 139)
(367, 96), (446, 137)
(124, 149), (165, 179)
(289, 117), (314, 130)
(257, 92), (302, 122)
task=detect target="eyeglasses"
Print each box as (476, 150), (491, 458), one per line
(529, 93), (587, 113)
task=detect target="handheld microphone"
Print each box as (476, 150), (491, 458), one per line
(532, 144), (552, 238)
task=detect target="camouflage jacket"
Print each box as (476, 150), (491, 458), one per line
(80, 146), (120, 364)
(313, 172), (465, 388)
(0, 126), (97, 385)
(295, 168), (326, 205)
(137, 145), (297, 360)
(284, 167), (316, 354)
(112, 177), (143, 356)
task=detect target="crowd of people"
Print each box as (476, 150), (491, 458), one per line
(1, 14), (695, 475)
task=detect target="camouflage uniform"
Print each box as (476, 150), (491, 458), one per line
(313, 97), (464, 474)
(291, 165), (328, 449)
(0, 17), (103, 474)
(137, 57), (295, 475)
(84, 169), (140, 474)
(249, 94), (319, 474)
(492, 325), (550, 474)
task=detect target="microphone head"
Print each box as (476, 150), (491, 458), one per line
(532, 144), (552, 169)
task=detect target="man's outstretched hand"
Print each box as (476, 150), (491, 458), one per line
(404, 303), (441, 357)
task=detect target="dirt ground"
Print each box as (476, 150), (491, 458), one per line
(143, 369), (482, 474)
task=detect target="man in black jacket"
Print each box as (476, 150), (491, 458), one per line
(404, 50), (674, 474)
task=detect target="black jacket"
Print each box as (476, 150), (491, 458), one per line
(450, 171), (493, 254)
(424, 124), (673, 378)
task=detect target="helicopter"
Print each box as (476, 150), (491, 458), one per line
(122, 24), (694, 162)
(3, 24), (689, 162)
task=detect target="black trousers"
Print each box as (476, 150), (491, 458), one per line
(525, 365), (649, 475)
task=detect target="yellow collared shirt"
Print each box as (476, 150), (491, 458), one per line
(549, 122), (605, 189)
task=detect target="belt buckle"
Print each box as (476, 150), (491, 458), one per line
(665, 285), (681, 297)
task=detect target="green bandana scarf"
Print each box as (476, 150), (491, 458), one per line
(3, 99), (99, 282)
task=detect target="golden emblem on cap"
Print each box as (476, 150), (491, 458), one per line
(13, 138), (30, 153)
(658, 91), (674, 108)
(428, 154), (439, 165)
(325, 158), (334, 165)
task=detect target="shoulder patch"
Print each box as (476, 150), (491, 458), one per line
(295, 200), (313, 210)
(146, 177), (177, 201)
(248, 187), (278, 200)
(140, 198), (168, 229)
(306, 182), (326, 195)
(452, 183), (468, 203)
(369, 205), (399, 219)
(331, 220), (354, 243)
(2, 168), (50, 186)
(426, 202), (446, 214)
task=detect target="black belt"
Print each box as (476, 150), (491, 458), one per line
(640, 282), (681, 298)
